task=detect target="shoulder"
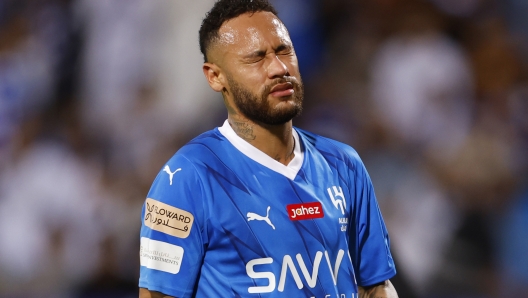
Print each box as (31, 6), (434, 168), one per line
(150, 128), (229, 189)
(296, 127), (363, 169)
(169, 128), (229, 168)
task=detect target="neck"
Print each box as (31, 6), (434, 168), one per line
(228, 115), (295, 166)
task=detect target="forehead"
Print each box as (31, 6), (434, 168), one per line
(216, 11), (291, 54)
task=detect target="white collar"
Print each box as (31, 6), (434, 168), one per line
(218, 120), (303, 180)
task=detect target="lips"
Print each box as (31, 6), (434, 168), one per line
(270, 82), (294, 97)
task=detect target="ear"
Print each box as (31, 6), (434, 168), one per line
(203, 62), (225, 92)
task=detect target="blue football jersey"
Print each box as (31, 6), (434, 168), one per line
(139, 120), (396, 297)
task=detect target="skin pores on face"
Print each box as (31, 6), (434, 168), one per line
(210, 12), (303, 123)
(214, 12), (292, 64)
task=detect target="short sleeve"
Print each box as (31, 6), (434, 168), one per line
(348, 155), (397, 286)
(139, 154), (207, 297)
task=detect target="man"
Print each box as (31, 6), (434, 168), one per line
(139, 0), (398, 297)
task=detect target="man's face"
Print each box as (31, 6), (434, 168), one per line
(210, 11), (304, 125)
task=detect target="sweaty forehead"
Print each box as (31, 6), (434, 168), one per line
(214, 11), (290, 56)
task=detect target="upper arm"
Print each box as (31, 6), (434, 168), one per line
(346, 152), (396, 285)
(139, 155), (207, 297)
(139, 287), (175, 298)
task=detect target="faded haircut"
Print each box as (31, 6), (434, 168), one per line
(199, 0), (278, 62)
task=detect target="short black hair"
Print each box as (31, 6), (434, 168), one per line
(199, 0), (278, 62)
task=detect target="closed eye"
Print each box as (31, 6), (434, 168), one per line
(276, 44), (293, 55)
(242, 44), (293, 63)
(243, 50), (266, 63)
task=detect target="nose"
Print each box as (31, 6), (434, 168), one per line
(267, 55), (289, 79)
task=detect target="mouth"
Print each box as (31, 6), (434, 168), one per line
(269, 82), (294, 98)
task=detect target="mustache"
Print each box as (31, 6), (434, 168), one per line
(263, 77), (302, 94)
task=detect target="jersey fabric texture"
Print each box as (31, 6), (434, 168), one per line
(139, 120), (396, 297)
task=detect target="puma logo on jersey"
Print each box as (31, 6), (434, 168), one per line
(247, 206), (275, 230)
(163, 165), (181, 185)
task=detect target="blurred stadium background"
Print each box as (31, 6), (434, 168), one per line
(0, 0), (527, 297)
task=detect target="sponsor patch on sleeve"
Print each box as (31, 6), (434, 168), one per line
(144, 198), (194, 238)
(140, 237), (184, 274)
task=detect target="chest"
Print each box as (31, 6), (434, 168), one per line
(204, 164), (353, 254)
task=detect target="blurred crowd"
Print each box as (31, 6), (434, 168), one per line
(0, 0), (527, 297)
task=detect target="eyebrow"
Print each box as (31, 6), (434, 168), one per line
(275, 44), (292, 52)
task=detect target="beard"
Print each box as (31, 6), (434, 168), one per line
(226, 75), (304, 125)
